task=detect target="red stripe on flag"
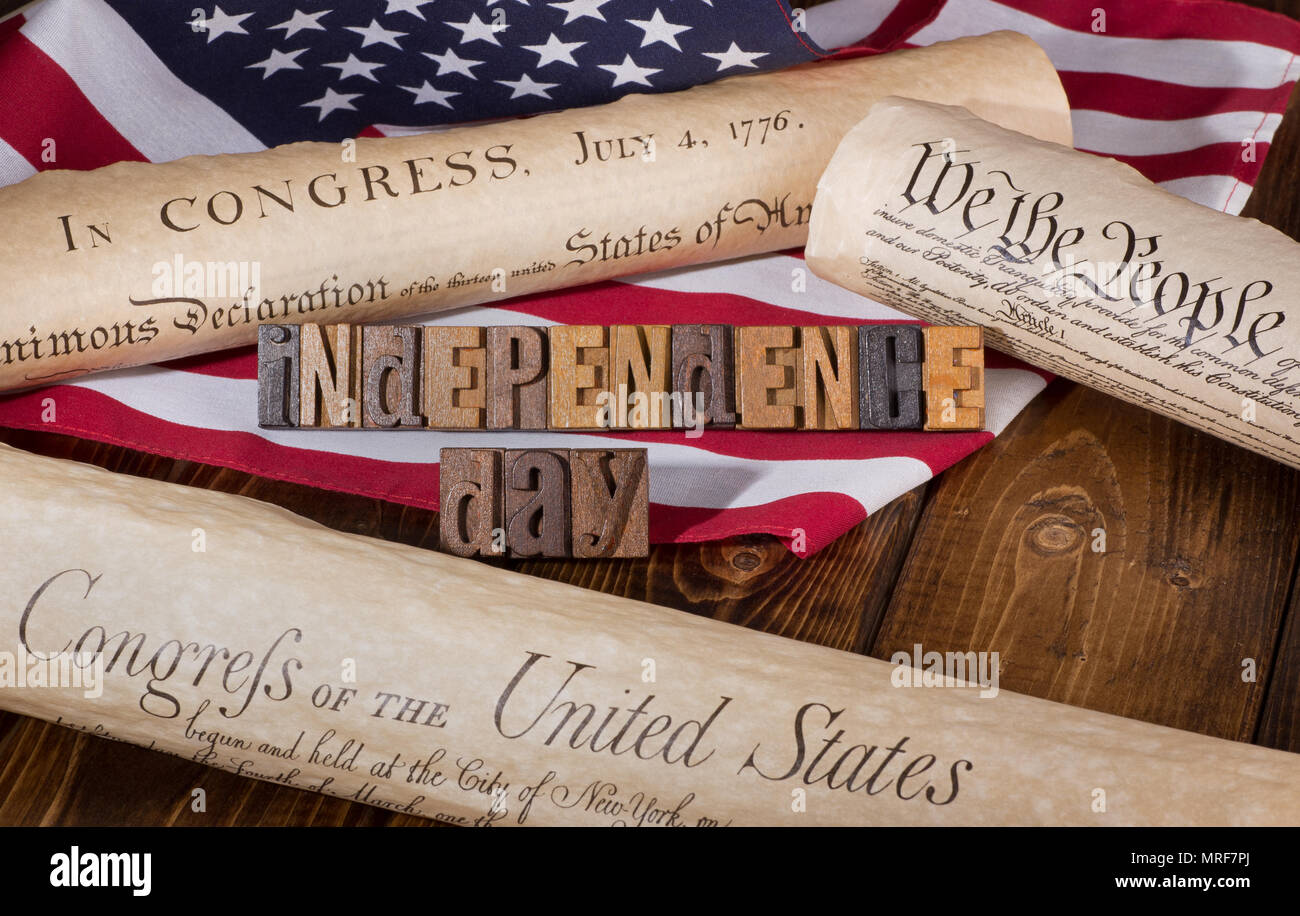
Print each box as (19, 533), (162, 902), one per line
(1058, 70), (1297, 121)
(993, 0), (1300, 50)
(1094, 141), (1269, 185)
(0, 33), (145, 170)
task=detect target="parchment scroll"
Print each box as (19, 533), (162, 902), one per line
(806, 96), (1300, 470)
(0, 32), (1071, 392)
(1, 441), (1296, 826)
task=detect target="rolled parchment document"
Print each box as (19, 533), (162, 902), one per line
(806, 96), (1300, 470)
(1, 442), (1296, 826)
(0, 32), (1071, 393)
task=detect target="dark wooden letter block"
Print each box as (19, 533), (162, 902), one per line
(800, 325), (858, 430)
(438, 448), (503, 557)
(671, 324), (735, 428)
(735, 326), (801, 429)
(570, 449), (649, 558)
(923, 325), (985, 430)
(424, 326), (487, 429)
(548, 325), (609, 430)
(859, 324), (924, 430)
(258, 324), (299, 428)
(299, 323), (361, 428)
(609, 325), (671, 429)
(487, 325), (548, 430)
(505, 449), (571, 558)
(362, 325), (422, 428)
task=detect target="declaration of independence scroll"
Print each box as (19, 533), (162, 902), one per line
(806, 96), (1300, 469)
(1, 442), (1297, 825)
(0, 32), (1071, 392)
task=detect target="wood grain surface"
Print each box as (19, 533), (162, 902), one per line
(0, 0), (1298, 825)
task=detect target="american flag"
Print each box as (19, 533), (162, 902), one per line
(0, 0), (1296, 555)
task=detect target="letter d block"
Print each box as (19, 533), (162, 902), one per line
(505, 449), (571, 558)
(438, 448), (503, 557)
(258, 324), (299, 428)
(570, 449), (649, 558)
(923, 326), (985, 430)
(671, 324), (736, 428)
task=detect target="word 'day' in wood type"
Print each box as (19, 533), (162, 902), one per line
(362, 325), (421, 428)
(439, 448), (650, 558)
(299, 323), (361, 427)
(548, 326), (610, 430)
(860, 324), (924, 430)
(487, 325), (548, 429)
(504, 448), (571, 558)
(801, 325), (858, 429)
(570, 449), (650, 558)
(923, 326), (985, 430)
(438, 448), (503, 558)
(671, 324), (736, 428)
(735, 326), (802, 429)
(424, 326), (487, 429)
(257, 324), (299, 428)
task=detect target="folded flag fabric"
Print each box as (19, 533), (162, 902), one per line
(0, 0), (1296, 555)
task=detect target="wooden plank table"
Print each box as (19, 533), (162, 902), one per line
(1, 0), (1298, 826)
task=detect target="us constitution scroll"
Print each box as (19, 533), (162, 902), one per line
(0, 32), (1071, 392)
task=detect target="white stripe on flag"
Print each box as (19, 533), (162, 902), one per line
(20, 0), (265, 161)
(1072, 109), (1284, 157)
(1158, 175), (1254, 212)
(804, 0), (899, 50)
(0, 136), (36, 186)
(911, 0), (1299, 89)
(56, 362), (1044, 516)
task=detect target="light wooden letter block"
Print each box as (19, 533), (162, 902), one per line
(610, 324), (671, 429)
(800, 325), (858, 430)
(438, 448), (503, 558)
(362, 325), (422, 428)
(570, 449), (649, 558)
(548, 325), (609, 430)
(257, 324), (299, 429)
(504, 448), (571, 558)
(299, 323), (361, 428)
(424, 326), (487, 429)
(670, 324), (736, 428)
(735, 326), (801, 429)
(487, 325), (548, 430)
(923, 325), (985, 430)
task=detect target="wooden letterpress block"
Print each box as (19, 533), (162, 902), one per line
(735, 326), (801, 429)
(923, 326), (985, 430)
(670, 324), (735, 429)
(299, 323), (361, 428)
(610, 324), (671, 429)
(859, 324), (924, 430)
(548, 325), (609, 430)
(362, 325), (422, 428)
(487, 325), (548, 430)
(257, 324), (299, 429)
(424, 326), (487, 429)
(504, 449), (571, 558)
(570, 449), (649, 558)
(438, 448), (503, 557)
(800, 325), (858, 430)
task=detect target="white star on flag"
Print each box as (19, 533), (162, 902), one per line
(703, 42), (768, 71)
(383, 0), (431, 18)
(549, 0), (611, 25)
(599, 53), (659, 87)
(424, 47), (484, 79)
(323, 53), (385, 82)
(301, 87), (362, 121)
(522, 33), (585, 68)
(204, 6), (252, 43)
(497, 73), (560, 99)
(268, 8), (329, 39)
(246, 47), (305, 78)
(449, 13), (504, 46)
(402, 81), (460, 108)
(628, 10), (691, 51)
(347, 19), (407, 50)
